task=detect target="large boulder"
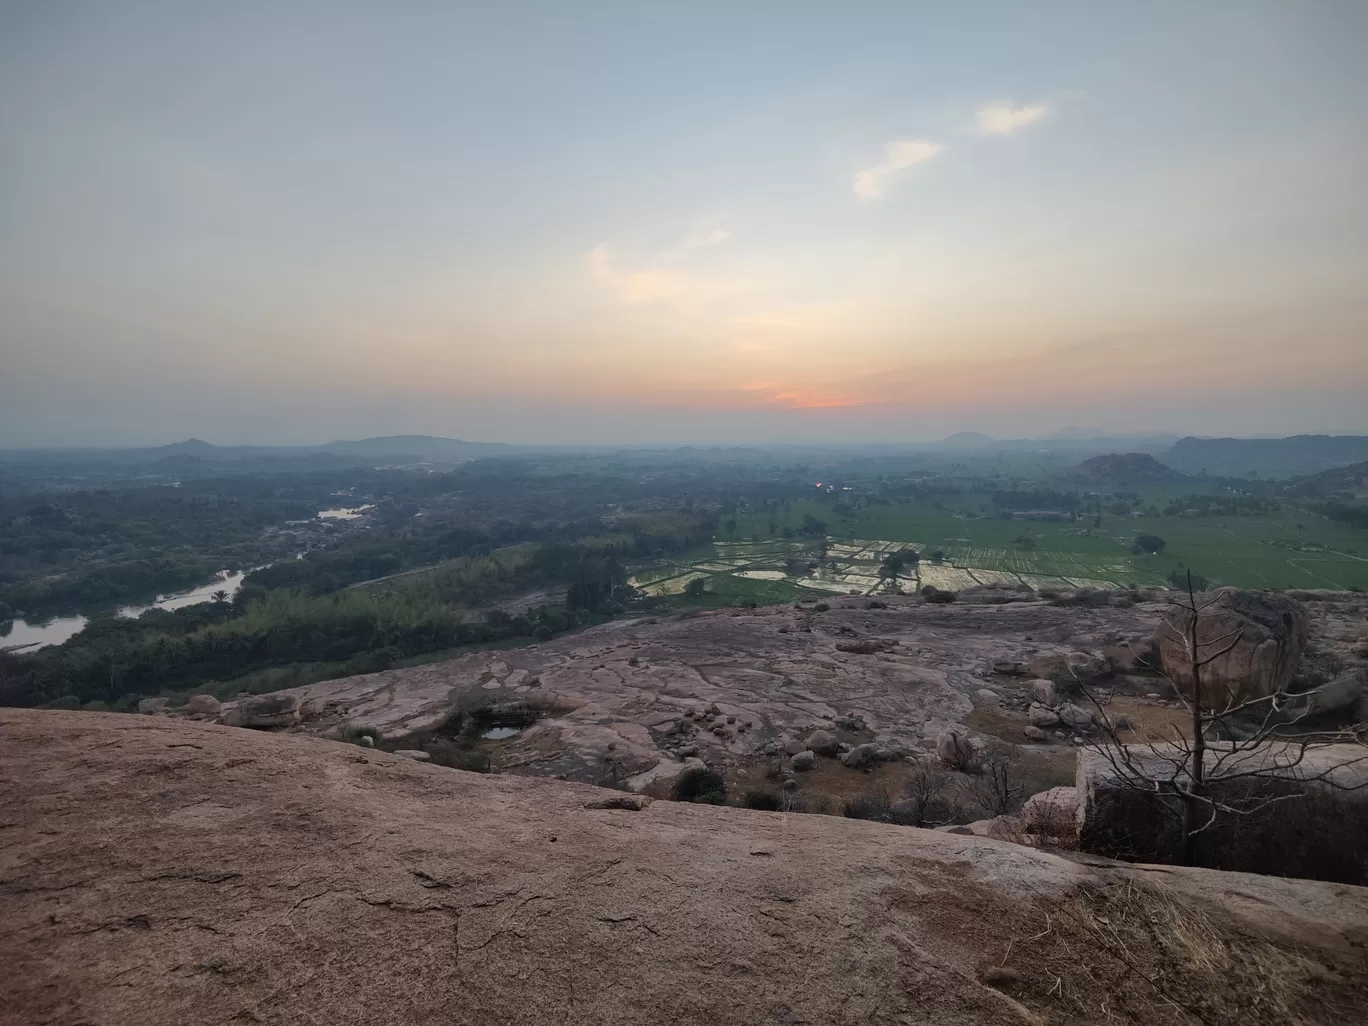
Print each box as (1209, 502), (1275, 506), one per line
(219, 693), (301, 729)
(1076, 742), (1368, 882)
(1028, 679), (1059, 708)
(136, 698), (168, 716)
(1056, 702), (1096, 730)
(1027, 703), (1061, 728)
(790, 750), (816, 771)
(1154, 588), (1308, 707)
(1019, 787), (1078, 839)
(186, 694), (221, 716)
(804, 729), (841, 756)
(935, 729), (977, 771)
(840, 743), (883, 770)
(1289, 668), (1368, 721)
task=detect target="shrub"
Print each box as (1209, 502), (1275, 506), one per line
(342, 724), (383, 746)
(532, 625), (553, 642)
(741, 789), (783, 811)
(674, 766), (727, 804)
(42, 695), (81, 710)
(843, 786), (894, 822)
(813, 602), (830, 612)
(925, 590), (957, 604)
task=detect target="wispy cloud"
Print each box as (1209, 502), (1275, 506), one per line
(588, 243), (693, 304)
(976, 102), (1048, 136)
(668, 225), (732, 256)
(852, 139), (944, 200)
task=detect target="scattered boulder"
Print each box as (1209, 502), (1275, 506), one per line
(974, 689), (1000, 705)
(137, 698), (169, 716)
(834, 714), (868, 731)
(1020, 787), (1078, 838)
(1289, 668), (1368, 720)
(1154, 588), (1308, 707)
(790, 750), (816, 772)
(804, 730), (841, 756)
(992, 660), (1025, 675)
(1057, 702), (1096, 730)
(839, 743), (883, 770)
(783, 739), (807, 756)
(935, 730), (977, 771)
(298, 697), (325, 721)
(1028, 703), (1061, 728)
(1022, 725), (1048, 743)
(218, 693), (301, 729)
(393, 750), (431, 761)
(185, 694), (221, 716)
(1028, 679), (1059, 708)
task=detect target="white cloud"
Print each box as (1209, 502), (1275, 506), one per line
(976, 102), (1048, 136)
(664, 225), (733, 258)
(852, 139), (944, 200)
(588, 243), (693, 303)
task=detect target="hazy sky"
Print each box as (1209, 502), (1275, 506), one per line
(2, 1), (1366, 446)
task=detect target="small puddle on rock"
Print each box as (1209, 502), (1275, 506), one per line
(481, 726), (521, 740)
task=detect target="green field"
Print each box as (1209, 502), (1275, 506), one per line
(688, 497), (1368, 593)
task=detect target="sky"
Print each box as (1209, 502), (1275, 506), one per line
(1, 1), (1366, 447)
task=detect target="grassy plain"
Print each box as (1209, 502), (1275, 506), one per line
(648, 496), (1368, 595)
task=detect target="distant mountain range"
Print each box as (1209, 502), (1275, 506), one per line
(0, 435), (519, 466)
(931, 429), (1180, 453)
(928, 431), (1368, 476)
(1162, 435), (1368, 477)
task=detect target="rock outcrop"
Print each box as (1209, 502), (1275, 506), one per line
(218, 692), (300, 728)
(1154, 588), (1308, 707)
(1076, 742), (1368, 882)
(212, 596), (1170, 786)
(4, 710), (1368, 1026)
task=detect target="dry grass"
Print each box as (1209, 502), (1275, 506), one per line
(991, 878), (1359, 1024)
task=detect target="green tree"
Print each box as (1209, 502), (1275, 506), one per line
(1133, 534), (1167, 555)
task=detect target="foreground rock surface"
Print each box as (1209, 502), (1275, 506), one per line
(5, 710), (1367, 1025)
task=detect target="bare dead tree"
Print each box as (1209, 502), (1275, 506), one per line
(901, 763), (953, 827)
(970, 739), (1028, 817)
(1075, 571), (1368, 866)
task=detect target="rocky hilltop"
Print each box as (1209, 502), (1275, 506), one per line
(4, 709), (1366, 1026)
(230, 593), (1170, 788)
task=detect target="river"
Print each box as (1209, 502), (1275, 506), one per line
(0, 504), (377, 653)
(0, 569), (251, 653)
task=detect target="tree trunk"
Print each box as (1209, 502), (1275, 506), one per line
(1181, 572), (1207, 866)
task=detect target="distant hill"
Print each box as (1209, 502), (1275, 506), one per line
(319, 435), (514, 459)
(933, 431), (994, 448)
(1285, 461), (1368, 498)
(1164, 435), (1368, 477)
(1065, 452), (1187, 486)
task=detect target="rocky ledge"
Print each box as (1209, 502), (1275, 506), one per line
(3, 709), (1366, 1025)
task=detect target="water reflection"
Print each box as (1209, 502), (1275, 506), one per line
(0, 569), (248, 653)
